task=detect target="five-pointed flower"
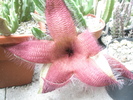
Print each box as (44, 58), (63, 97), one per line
(4, 0), (133, 93)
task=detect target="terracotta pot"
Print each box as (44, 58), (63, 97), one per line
(0, 34), (34, 45)
(0, 35), (35, 88)
(37, 22), (46, 33)
(86, 14), (105, 39)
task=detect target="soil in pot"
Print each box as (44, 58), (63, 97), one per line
(105, 38), (133, 100)
(85, 14), (105, 39)
(107, 38), (133, 64)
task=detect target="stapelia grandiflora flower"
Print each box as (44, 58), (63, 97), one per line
(4, 0), (133, 93)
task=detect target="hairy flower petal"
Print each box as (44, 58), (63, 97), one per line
(4, 40), (55, 63)
(42, 57), (74, 93)
(42, 78), (70, 93)
(75, 58), (117, 86)
(45, 0), (77, 40)
(76, 31), (101, 57)
(104, 54), (133, 80)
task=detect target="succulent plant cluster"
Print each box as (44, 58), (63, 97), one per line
(0, 0), (34, 36)
(67, 0), (114, 24)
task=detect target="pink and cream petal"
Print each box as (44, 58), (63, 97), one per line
(75, 58), (117, 87)
(104, 54), (133, 80)
(76, 31), (101, 57)
(39, 64), (70, 93)
(45, 0), (77, 40)
(42, 78), (70, 93)
(41, 57), (74, 93)
(4, 40), (55, 63)
(90, 52), (116, 80)
(39, 64), (51, 93)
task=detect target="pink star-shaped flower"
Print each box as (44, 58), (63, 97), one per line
(4, 0), (133, 93)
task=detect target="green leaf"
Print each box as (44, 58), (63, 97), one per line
(31, 27), (52, 40)
(31, 27), (45, 39)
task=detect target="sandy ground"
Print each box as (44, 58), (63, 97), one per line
(0, 64), (113, 100)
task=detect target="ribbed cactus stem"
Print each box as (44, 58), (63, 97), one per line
(120, 16), (124, 37)
(111, 0), (133, 38)
(111, 3), (121, 38)
(64, 0), (87, 30)
(33, 0), (45, 15)
(20, 0), (34, 22)
(101, 0), (115, 23)
(13, 0), (19, 16)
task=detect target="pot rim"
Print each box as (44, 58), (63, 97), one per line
(86, 14), (105, 32)
(108, 37), (133, 45)
(0, 34), (34, 45)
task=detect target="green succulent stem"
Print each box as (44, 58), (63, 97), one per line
(0, 0), (35, 36)
(101, 0), (115, 23)
(64, 0), (87, 30)
(95, 0), (115, 23)
(33, 0), (45, 16)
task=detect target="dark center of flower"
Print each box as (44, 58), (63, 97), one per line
(65, 48), (74, 57)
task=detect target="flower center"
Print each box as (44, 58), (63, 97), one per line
(65, 48), (74, 57)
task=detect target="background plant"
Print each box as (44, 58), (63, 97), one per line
(73, 0), (94, 16)
(110, 0), (133, 38)
(31, 0), (45, 23)
(69, 0), (115, 24)
(31, 0), (49, 40)
(31, 0), (115, 39)
(95, 0), (115, 23)
(31, 0), (88, 39)
(0, 0), (35, 36)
